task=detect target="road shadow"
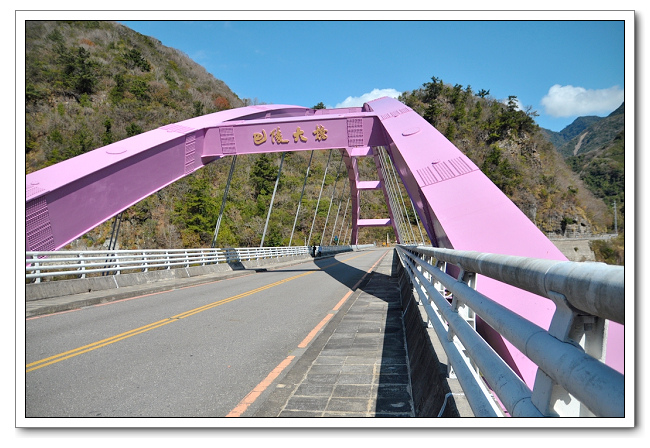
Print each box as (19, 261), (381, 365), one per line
(307, 249), (415, 417)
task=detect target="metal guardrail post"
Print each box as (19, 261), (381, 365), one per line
(78, 253), (86, 279)
(115, 253), (121, 276)
(30, 254), (41, 283)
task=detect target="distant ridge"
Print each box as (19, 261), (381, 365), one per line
(539, 102), (624, 158)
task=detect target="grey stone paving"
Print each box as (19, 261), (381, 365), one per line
(254, 253), (415, 417)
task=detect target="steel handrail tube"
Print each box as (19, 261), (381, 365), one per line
(25, 252), (226, 269)
(27, 248), (226, 257)
(411, 247), (624, 325)
(399, 248), (544, 417)
(425, 257), (623, 416)
(25, 254), (228, 273)
(400, 246), (625, 417)
(25, 260), (225, 279)
(25, 252), (227, 268)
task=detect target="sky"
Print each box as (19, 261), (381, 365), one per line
(116, 15), (629, 132)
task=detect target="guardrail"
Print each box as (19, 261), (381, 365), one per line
(26, 244), (373, 283)
(395, 245), (624, 418)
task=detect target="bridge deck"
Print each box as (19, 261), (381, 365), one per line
(254, 252), (413, 417)
(25, 250), (472, 419)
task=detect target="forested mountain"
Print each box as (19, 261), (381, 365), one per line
(539, 103), (625, 264)
(398, 79), (612, 237)
(25, 21), (618, 255)
(552, 103), (625, 158)
(538, 116), (602, 149)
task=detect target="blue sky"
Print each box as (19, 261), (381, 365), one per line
(119, 17), (628, 132)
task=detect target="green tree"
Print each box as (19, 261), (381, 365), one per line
(193, 100), (204, 117)
(129, 77), (149, 101)
(59, 46), (100, 95)
(423, 76), (443, 102)
(102, 118), (114, 145)
(251, 154), (279, 197)
(109, 73), (127, 104)
(481, 145), (521, 195)
(126, 123), (143, 137)
(174, 172), (218, 247)
(123, 48), (151, 72)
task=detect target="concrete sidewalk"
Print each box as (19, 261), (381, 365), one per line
(253, 251), (415, 417)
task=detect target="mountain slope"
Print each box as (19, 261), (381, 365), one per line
(399, 79), (612, 237)
(556, 103), (625, 157)
(539, 115), (603, 149)
(539, 103), (625, 234)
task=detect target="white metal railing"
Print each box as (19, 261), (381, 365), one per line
(25, 244), (374, 283)
(395, 245), (624, 418)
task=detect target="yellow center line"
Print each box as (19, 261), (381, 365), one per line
(26, 251), (374, 373)
(225, 249), (390, 417)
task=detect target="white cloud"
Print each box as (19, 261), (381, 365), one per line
(335, 88), (402, 108)
(541, 84), (624, 117)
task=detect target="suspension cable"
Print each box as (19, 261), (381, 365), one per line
(260, 152), (285, 247)
(329, 179), (348, 245)
(380, 146), (416, 244)
(308, 150), (333, 246)
(337, 197), (350, 245)
(385, 147), (418, 243)
(384, 148), (413, 243)
(107, 212), (123, 251)
(343, 221), (351, 245)
(320, 154), (344, 245)
(410, 198), (426, 245)
(212, 155), (237, 248)
(376, 147), (402, 241)
(377, 147), (408, 243)
(289, 150), (314, 247)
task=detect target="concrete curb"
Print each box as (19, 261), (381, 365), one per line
(25, 254), (320, 318)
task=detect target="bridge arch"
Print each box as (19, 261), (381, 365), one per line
(25, 97), (623, 386)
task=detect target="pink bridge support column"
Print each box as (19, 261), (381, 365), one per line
(25, 97), (623, 383)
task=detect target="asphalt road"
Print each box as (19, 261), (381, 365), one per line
(25, 249), (389, 418)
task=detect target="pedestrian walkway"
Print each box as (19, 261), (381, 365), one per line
(254, 252), (414, 417)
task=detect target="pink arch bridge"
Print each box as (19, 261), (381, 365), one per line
(25, 97), (623, 388)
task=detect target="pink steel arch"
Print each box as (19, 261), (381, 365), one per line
(25, 97), (624, 385)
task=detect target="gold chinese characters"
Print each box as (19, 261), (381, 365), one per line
(253, 125), (327, 145)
